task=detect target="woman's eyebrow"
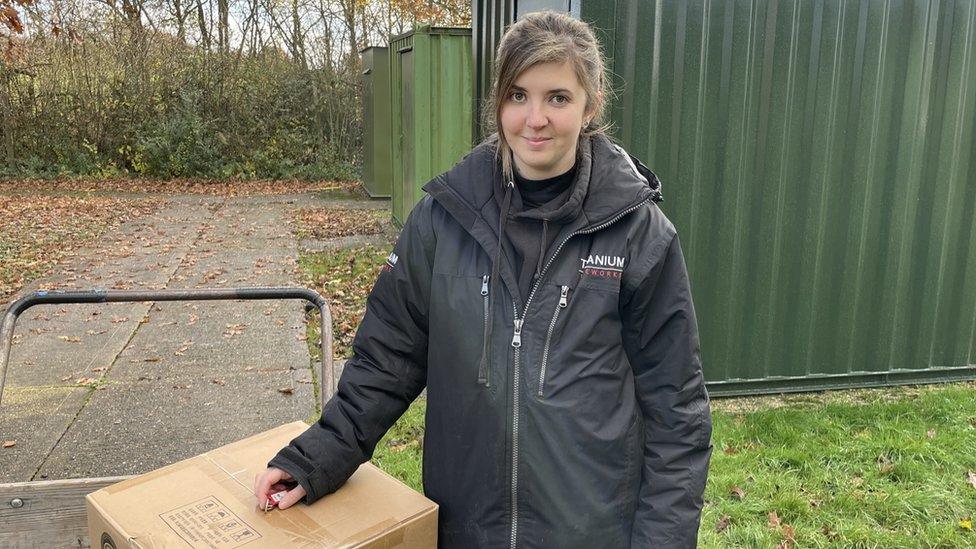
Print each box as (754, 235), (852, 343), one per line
(510, 85), (574, 95)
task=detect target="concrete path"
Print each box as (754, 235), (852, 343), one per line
(0, 192), (389, 483)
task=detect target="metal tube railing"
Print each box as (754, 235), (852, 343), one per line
(0, 287), (334, 411)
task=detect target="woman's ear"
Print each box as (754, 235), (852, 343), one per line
(585, 91), (604, 126)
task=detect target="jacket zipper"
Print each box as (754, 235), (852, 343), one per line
(507, 197), (651, 549)
(510, 306), (522, 549)
(478, 275), (491, 386)
(537, 285), (569, 398)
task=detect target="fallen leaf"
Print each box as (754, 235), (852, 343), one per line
(877, 454), (895, 474)
(967, 471), (976, 490)
(387, 439), (419, 452)
(731, 486), (745, 501)
(278, 388), (294, 395)
(174, 340), (193, 356)
(960, 518), (973, 531)
(223, 323), (247, 338)
(91, 367), (107, 372)
(768, 511), (781, 529)
(111, 316), (129, 323)
(781, 524), (796, 544)
(715, 514), (730, 533)
(173, 384), (191, 389)
(212, 379), (226, 386)
(926, 428), (936, 439)
(2, 440), (16, 448)
(58, 335), (81, 343)
(76, 377), (98, 385)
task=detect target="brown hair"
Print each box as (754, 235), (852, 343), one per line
(482, 10), (613, 183)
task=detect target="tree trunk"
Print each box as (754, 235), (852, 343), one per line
(217, 0), (228, 52)
(196, 0), (210, 50)
(290, 0), (306, 67)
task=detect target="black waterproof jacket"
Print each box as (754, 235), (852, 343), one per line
(269, 133), (713, 548)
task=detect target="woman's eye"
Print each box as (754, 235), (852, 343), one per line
(551, 95), (568, 104)
(511, 91), (525, 102)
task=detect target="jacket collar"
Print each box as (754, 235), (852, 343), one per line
(423, 132), (662, 240)
(422, 133), (663, 307)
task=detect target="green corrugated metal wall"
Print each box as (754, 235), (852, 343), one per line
(472, 0), (516, 142)
(390, 27), (474, 226)
(575, 0), (976, 394)
(469, 0), (976, 394)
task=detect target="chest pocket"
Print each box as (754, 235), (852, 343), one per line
(535, 257), (624, 400)
(578, 267), (622, 293)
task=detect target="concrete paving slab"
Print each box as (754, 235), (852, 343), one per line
(0, 386), (90, 483)
(0, 190), (388, 485)
(3, 200), (211, 388)
(38, 370), (314, 479)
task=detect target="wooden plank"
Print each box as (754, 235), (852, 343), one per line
(0, 476), (132, 549)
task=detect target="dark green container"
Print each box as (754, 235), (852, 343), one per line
(472, 0), (976, 395)
(361, 47), (392, 198)
(390, 26), (474, 226)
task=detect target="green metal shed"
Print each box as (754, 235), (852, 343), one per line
(361, 46), (392, 198)
(389, 26), (474, 226)
(471, 0), (976, 395)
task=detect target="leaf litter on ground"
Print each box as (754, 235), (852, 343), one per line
(0, 194), (160, 301)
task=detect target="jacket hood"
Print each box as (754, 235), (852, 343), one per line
(423, 132), (663, 236)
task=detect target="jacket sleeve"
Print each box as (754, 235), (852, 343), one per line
(620, 232), (713, 548)
(268, 196), (435, 504)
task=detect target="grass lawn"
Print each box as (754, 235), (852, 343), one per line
(297, 249), (976, 547)
(369, 384), (976, 548)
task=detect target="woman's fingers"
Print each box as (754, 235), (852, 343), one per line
(276, 484), (307, 510)
(255, 467), (304, 510)
(254, 467), (288, 508)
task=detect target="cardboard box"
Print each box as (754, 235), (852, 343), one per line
(86, 422), (437, 548)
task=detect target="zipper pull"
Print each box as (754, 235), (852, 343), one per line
(481, 275), (489, 296)
(558, 285), (569, 307)
(512, 318), (523, 348)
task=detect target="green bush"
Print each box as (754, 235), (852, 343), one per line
(1, 30), (361, 180)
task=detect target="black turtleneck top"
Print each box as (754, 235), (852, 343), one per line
(514, 162), (578, 209)
(505, 160), (579, 301)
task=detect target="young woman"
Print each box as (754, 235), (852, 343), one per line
(255, 11), (713, 548)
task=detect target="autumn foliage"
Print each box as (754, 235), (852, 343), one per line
(0, 0), (30, 34)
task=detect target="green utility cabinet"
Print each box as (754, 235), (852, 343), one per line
(389, 26), (473, 226)
(361, 47), (392, 198)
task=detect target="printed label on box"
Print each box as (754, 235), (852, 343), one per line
(160, 496), (261, 548)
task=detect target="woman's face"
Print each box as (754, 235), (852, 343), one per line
(500, 61), (591, 180)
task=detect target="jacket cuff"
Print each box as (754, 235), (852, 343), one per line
(268, 446), (343, 505)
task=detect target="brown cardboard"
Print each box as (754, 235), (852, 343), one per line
(86, 422), (437, 548)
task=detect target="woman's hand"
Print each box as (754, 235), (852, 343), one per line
(253, 467), (307, 510)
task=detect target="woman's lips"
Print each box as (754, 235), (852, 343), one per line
(524, 136), (551, 147)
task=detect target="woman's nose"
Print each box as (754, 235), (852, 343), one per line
(526, 104), (548, 129)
